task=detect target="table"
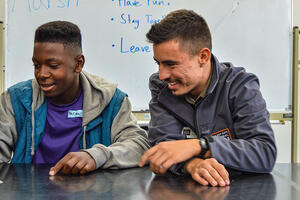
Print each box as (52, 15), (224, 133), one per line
(0, 163), (299, 200)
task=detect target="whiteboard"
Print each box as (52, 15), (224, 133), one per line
(5, 0), (292, 111)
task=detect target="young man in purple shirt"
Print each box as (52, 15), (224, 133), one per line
(0, 21), (149, 175)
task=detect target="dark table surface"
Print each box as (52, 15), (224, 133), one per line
(0, 163), (299, 200)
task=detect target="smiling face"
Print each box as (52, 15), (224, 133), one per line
(153, 39), (212, 98)
(32, 42), (84, 105)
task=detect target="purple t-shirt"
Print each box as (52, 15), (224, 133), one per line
(32, 90), (83, 164)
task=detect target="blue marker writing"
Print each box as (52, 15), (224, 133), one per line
(118, 0), (141, 7)
(146, 14), (165, 24)
(28, 0), (50, 11)
(147, 0), (164, 6)
(120, 13), (140, 30)
(120, 37), (151, 54)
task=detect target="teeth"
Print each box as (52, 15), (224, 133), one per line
(169, 82), (176, 86)
(42, 84), (53, 87)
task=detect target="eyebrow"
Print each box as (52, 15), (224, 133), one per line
(153, 57), (179, 65)
(32, 57), (59, 63)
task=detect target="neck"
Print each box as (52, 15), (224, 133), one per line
(50, 77), (81, 105)
(190, 60), (212, 99)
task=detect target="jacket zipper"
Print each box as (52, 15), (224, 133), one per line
(194, 95), (208, 138)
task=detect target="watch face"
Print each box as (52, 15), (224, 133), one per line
(199, 138), (208, 155)
(200, 138), (206, 148)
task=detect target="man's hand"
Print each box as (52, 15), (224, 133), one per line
(49, 152), (96, 176)
(185, 158), (230, 187)
(139, 139), (201, 174)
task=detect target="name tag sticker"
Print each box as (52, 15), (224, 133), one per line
(68, 110), (83, 118)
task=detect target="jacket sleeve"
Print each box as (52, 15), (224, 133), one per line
(0, 91), (18, 163)
(209, 72), (277, 173)
(84, 96), (150, 169)
(148, 73), (187, 175)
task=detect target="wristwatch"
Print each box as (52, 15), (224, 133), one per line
(199, 137), (209, 158)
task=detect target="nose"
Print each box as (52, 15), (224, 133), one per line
(36, 65), (50, 79)
(159, 65), (171, 81)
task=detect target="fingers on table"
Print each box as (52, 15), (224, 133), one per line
(139, 146), (158, 167)
(50, 152), (95, 175)
(191, 159), (230, 187)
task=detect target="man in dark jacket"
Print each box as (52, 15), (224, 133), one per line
(139, 9), (277, 187)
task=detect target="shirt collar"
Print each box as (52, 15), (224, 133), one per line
(185, 70), (212, 105)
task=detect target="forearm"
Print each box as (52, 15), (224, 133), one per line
(86, 97), (149, 169)
(209, 136), (276, 173)
(86, 130), (149, 169)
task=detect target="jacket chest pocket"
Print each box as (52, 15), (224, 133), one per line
(197, 122), (214, 137)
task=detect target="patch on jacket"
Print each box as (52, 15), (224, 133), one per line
(181, 127), (197, 139)
(211, 128), (232, 140)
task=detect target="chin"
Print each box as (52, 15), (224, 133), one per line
(171, 90), (186, 96)
(43, 91), (58, 98)
(44, 94), (55, 99)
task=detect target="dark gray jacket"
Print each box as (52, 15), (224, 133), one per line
(148, 55), (277, 175)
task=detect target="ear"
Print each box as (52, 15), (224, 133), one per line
(75, 54), (85, 73)
(197, 48), (211, 65)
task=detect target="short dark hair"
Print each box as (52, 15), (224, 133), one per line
(34, 21), (82, 52)
(146, 9), (212, 55)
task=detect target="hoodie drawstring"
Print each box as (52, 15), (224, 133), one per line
(83, 126), (87, 149)
(31, 105), (35, 156)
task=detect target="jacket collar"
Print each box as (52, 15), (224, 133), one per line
(79, 71), (117, 125)
(157, 54), (222, 130)
(206, 54), (221, 95)
(158, 86), (195, 129)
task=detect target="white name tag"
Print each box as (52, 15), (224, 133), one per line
(68, 110), (83, 118)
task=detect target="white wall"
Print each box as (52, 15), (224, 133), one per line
(0, 0), (4, 22)
(272, 122), (292, 163)
(0, 0), (4, 93)
(295, 0), (300, 163)
(294, 0), (300, 26)
(271, 0), (300, 164)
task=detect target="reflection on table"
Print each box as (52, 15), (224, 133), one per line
(0, 163), (299, 200)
